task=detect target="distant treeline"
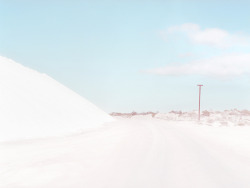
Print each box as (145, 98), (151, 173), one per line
(110, 109), (250, 118)
(110, 111), (158, 117)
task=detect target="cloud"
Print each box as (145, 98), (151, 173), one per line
(167, 23), (200, 33)
(145, 53), (250, 78)
(179, 52), (194, 58)
(160, 23), (249, 48)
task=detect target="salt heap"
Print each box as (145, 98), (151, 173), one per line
(0, 56), (113, 142)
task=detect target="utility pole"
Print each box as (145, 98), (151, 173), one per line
(197, 85), (203, 121)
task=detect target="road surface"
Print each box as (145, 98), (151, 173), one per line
(0, 118), (250, 188)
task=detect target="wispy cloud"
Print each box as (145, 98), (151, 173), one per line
(179, 52), (194, 58)
(160, 23), (249, 48)
(145, 53), (250, 78)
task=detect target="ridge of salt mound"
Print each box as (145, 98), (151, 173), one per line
(0, 56), (113, 142)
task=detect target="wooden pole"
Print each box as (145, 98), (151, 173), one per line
(197, 85), (203, 121)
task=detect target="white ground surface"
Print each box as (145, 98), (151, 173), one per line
(1, 118), (250, 188)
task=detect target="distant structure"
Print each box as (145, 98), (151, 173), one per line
(197, 85), (203, 121)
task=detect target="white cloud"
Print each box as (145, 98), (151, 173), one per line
(145, 53), (250, 78)
(191, 28), (229, 48)
(161, 23), (249, 48)
(179, 52), (194, 58)
(168, 23), (200, 33)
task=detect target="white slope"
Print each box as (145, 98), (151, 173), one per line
(0, 56), (113, 142)
(1, 119), (250, 188)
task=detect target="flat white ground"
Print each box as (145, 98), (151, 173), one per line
(1, 119), (250, 188)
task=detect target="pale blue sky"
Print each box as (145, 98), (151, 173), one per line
(1, 0), (250, 112)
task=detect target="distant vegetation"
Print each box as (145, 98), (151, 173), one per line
(110, 109), (250, 126)
(110, 111), (158, 118)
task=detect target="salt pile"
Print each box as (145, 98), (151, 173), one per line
(0, 56), (113, 142)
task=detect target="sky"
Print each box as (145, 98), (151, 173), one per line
(1, 0), (250, 113)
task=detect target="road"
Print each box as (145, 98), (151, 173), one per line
(0, 118), (250, 188)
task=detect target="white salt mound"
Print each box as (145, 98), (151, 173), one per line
(0, 56), (113, 142)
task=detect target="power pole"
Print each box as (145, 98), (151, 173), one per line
(197, 85), (203, 121)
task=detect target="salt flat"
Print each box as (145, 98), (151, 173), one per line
(1, 118), (250, 188)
